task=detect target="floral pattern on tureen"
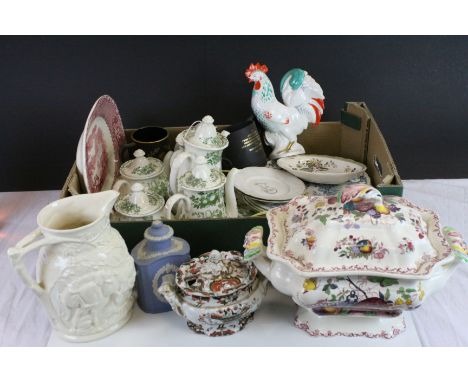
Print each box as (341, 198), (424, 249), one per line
(176, 250), (257, 297)
(263, 184), (452, 277)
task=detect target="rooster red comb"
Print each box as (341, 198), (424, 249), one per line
(245, 63), (269, 78)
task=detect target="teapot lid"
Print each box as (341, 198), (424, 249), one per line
(175, 250), (257, 297)
(120, 149), (164, 179)
(178, 156), (226, 191)
(114, 182), (164, 217)
(183, 115), (229, 149)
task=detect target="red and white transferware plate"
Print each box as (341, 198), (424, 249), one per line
(76, 95), (126, 193)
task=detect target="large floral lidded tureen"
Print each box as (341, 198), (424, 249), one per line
(243, 184), (468, 338)
(159, 250), (268, 336)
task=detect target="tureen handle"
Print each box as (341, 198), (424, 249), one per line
(158, 280), (185, 318)
(243, 226), (272, 279)
(443, 227), (468, 263)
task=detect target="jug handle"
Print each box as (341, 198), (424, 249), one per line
(164, 194), (192, 220)
(7, 228), (82, 295)
(169, 151), (192, 194)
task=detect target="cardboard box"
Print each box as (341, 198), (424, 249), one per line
(61, 102), (402, 255)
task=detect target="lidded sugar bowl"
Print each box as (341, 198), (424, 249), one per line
(131, 220), (190, 313)
(113, 149), (170, 199)
(159, 250), (268, 336)
(243, 184), (468, 338)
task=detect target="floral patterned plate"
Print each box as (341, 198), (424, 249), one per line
(76, 95), (126, 193)
(277, 154), (366, 185)
(264, 184), (453, 279)
(304, 173), (371, 197)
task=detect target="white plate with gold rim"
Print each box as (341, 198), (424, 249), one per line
(234, 167), (305, 202)
(277, 154), (366, 185)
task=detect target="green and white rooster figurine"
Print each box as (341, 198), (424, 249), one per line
(245, 63), (325, 159)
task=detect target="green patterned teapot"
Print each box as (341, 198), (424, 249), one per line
(164, 156), (238, 219)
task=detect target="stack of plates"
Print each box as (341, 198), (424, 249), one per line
(237, 191), (290, 215)
(233, 167), (306, 216)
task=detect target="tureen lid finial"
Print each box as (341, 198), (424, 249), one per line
(183, 115), (228, 149)
(143, 219), (174, 252)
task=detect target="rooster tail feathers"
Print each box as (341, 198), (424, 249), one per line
(280, 68), (305, 92)
(281, 68), (325, 125)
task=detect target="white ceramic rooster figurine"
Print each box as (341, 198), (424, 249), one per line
(245, 63), (325, 159)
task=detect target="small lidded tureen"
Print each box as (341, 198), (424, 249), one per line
(159, 250), (268, 336)
(113, 149), (170, 200)
(243, 184), (467, 339)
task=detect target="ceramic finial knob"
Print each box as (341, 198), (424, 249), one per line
(129, 182), (149, 207)
(130, 149), (149, 170)
(134, 149), (145, 158)
(144, 220), (174, 252)
(202, 115), (214, 124)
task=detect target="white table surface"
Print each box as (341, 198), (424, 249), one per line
(1, 179), (468, 346)
(47, 288), (421, 347)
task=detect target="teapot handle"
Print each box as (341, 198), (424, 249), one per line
(225, 168), (239, 218)
(113, 179), (130, 194)
(7, 228), (82, 294)
(169, 151), (193, 194)
(164, 194), (192, 220)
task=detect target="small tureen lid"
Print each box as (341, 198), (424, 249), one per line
(183, 115), (229, 149)
(114, 183), (164, 217)
(178, 156), (226, 191)
(120, 149), (164, 179)
(264, 184), (453, 279)
(176, 250), (257, 297)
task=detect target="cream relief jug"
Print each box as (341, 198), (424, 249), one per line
(7, 191), (136, 342)
(165, 156), (238, 219)
(170, 115), (230, 193)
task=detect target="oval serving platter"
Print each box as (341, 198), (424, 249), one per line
(277, 154), (366, 184)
